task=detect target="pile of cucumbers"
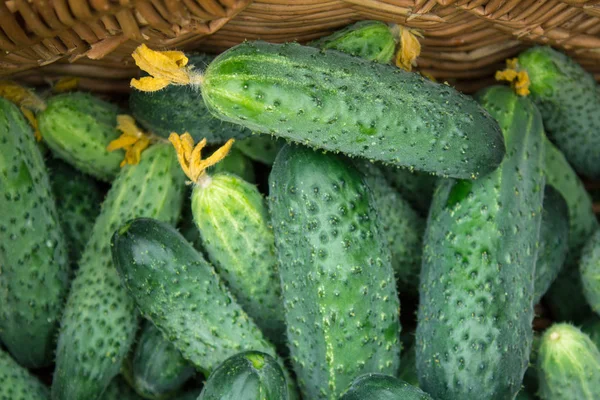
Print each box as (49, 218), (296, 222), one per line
(1, 20), (600, 400)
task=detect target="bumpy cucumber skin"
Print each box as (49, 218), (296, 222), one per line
(582, 316), (600, 349)
(237, 135), (286, 165)
(198, 351), (288, 400)
(269, 145), (401, 399)
(354, 160), (424, 292)
(47, 158), (103, 264)
(310, 21), (396, 63)
(340, 374), (433, 400)
(580, 229), (600, 314)
(416, 86), (545, 400)
(209, 146), (256, 183)
(100, 376), (142, 400)
(518, 46), (600, 179)
(534, 186), (569, 303)
(52, 144), (185, 400)
(202, 41), (505, 179)
(0, 98), (70, 368)
(130, 322), (195, 400)
(379, 166), (437, 216)
(191, 173), (285, 344)
(129, 54), (250, 143)
(38, 92), (123, 181)
(538, 323), (600, 400)
(0, 348), (49, 400)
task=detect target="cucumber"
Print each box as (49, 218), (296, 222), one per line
(37, 92), (123, 181)
(129, 54), (250, 143)
(310, 21), (396, 63)
(47, 158), (103, 264)
(237, 135), (285, 165)
(198, 351), (288, 400)
(534, 186), (569, 303)
(209, 146), (255, 183)
(581, 316), (600, 349)
(100, 377), (142, 400)
(0, 348), (49, 400)
(354, 160), (424, 292)
(52, 143), (185, 400)
(340, 374), (433, 400)
(0, 98), (70, 368)
(398, 345), (419, 388)
(190, 172), (285, 344)
(518, 46), (600, 179)
(269, 144), (401, 399)
(202, 41), (505, 179)
(379, 166), (437, 216)
(537, 323), (600, 400)
(129, 321), (195, 400)
(580, 229), (600, 314)
(416, 86), (545, 400)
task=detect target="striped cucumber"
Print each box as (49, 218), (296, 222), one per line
(100, 377), (142, 400)
(269, 144), (401, 399)
(580, 229), (600, 314)
(52, 143), (185, 400)
(416, 86), (545, 400)
(37, 92), (123, 181)
(379, 166), (437, 216)
(0, 98), (70, 368)
(0, 348), (49, 400)
(237, 135), (285, 165)
(340, 374), (433, 400)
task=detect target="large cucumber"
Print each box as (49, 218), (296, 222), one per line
(198, 351), (288, 400)
(201, 41), (504, 179)
(416, 86), (545, 400)
(580, 229), (600, 314)
(0, 348), (49, 400)
(37, 92), (123, 181)
(340, 374), (433, 400)
(52, 143), (185, 400)
(100, 377), (142, 400)
(379, 166), (437, 216)
(269, 144), (401, 399)
(518, 46), (600, 179)
(0, 98), (70, 368)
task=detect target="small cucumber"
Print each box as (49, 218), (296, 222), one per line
(581, 316), (600, 349)
(52, 143), (185, 400)
(0, 348), (49, 400)
(269, 144), (401, 399)
(416, 86), (545, 400)
(37, 92), (123, 181)
(538, 323), (600, 400)
(518, 46), (600, 179)
(209, 146), (255, 183)
(202, 41), (505, 179)
(100, 377), (142, 400)
(378, 166), (437, 216)
(0, 98), (70, 368)
(580, 229), (600, 314)
(310, 21), (396, 63)
(129, 321), (195, 399)
(237, 135), (285, 165)
(198, 351), (288, 400)
(534, 186), (569, 303)
(340, 374), (433, 400)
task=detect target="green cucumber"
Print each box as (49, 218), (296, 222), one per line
(100, 377), (142, 400)
(237, 135), (285, 165)
(518, 46), (600, 179)
(581, 316), (600, 349)
(269, 144), (401, 399)
(201, 41), (505, 179)
(0, 98), (70, 368)
(379, 166), (437, 216)
(209, 146), (255, 183)
(354, 159), (424, 292)
(47, 158), (103, 264)
(416, 86), (545, 400)
(310, 21), (396, 63)
(398, 345), (419, 388)
(52, 143), (185, 400)
(534, 186), (569, 303)
(198, 351), (287, 400)
(537, 323), (600, 400)
(129, 54), (250, 143)
(0, 348), (49, 400)
(37, 92), (123, 181)
(129, 321), (195, 399)
(340, 374), (433, 400)
(580, 229), (600, 314)
(190, 172), (285, 344)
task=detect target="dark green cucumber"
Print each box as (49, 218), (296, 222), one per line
(52, 143), (185, 400)
(518, 46), (600, 179)
(198, 351), (288, 400)
(398, 345), (419, 388)
(580, 229), (600, 314)
(379, 166), (437, 216)
(237, 135), (285, 165)
(416, 86), (545, 400)
(534, 186), (569, 303)
(537, 323), (600, 400)
(202, 41), (505, 179)
(129, 321), (195, 399)
(129, 54), (250, 143)
(582, 316), (600, 349)
(340, 374), (433, 400)
(0, 98), (70, 368)
(310, 21), (396, 63)
(269, 144), (401, 399)
(354, 160), (424, 292)
(209, 146), (255, 183)
(47, 158), (103, 264)
(37, 92), (123, 181)
(100, 376), (142, 400)
(0, 348), (49, 400)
